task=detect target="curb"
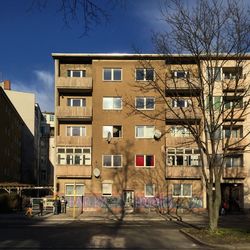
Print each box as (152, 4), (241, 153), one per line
(180, 229), (250, 250)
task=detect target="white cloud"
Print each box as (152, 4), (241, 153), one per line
(12, 70), (54, 112)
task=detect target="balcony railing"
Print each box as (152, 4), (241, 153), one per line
(56, 136), (92, 146)
(56, 165), (92, 178)
(222, 78), (246, 90)
(57, 106), (92, 119)
(223, 166), (247, 179)
(222, 137), (248, 148)
(166, 166), (202, 179)
(166, 107), (202, 120)
(166, 78), (200, 90)
(223, 108), (246, 120)
(57, 77), (92, 89)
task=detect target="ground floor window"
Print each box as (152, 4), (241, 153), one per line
(145, 184), (155, 197)
(65, 184), (85, 196)
(102, 183), (112, 196)
(173, 184), (192, 197)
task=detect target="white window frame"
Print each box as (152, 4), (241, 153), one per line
(102, 155), (123, 168)
(135, 68), (155, 81)
(172, 184), (192, 197)
(57, 147), (91, 165)
(145, 184), (155, 197)
(135, 154), (155, 168)
(135, 125), (155, 138)
(66, 126), (86, 136)
(102, 182), (113, 196)
(135, 97), (155, 110)
(167, 148), (200, 166)
(67, 70), (86, 77)
(102, 125), (122, 138)
(172, 99), (190, 108)
(103, 68), (122, 81)
(172, 70), (189, 78)
(103, 97), (122, 110)
(170, 126), (191, 137)
(67, 98), (86, 107)
(65, 184), (85, 196)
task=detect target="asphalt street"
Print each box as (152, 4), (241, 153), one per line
(0, 219), (211, 249)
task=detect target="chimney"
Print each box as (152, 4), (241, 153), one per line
(4, 80), (11, 90)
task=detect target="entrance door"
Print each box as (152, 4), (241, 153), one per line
(123, 190), (134, 213)
(221, 183), (243, 212)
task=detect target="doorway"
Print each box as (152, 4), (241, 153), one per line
(123, 190), (134, 213)
(221, 183), (243, 212)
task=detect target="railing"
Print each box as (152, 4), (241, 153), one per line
(56, 165), (92, 178)
(56, 77), (92, 89)
(57, 106), (92, 119)
(166, 166), (202, 178)
(223, 166), (247, 179)
(56, 136), (92, 146)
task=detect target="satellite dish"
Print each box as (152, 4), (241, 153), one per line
(106, 131), (112, 143)
(93, 168), (100, 178)
(154, 129), (162, 140)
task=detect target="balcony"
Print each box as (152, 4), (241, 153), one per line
(56, 165), (92, 178)
(223, 167), (247, 179)
(57, 106), (92, 120)
(56, 136), (92, 146)
(223, 108), (246, 121)
(166, 166), (201, 179)
(56, 77), (92, 90)
(222, 137), (248, 149)
(166, 107), (202, 121)
(223, 78), (246, 91)
(166, 78), (200, 90)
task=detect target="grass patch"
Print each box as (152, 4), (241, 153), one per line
(184, 228), (250, 245)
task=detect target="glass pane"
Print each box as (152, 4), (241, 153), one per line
(113, 155), (121, 167)
(136, 98), (145, 109)
(75, 155), (81, 165)
(66, 155), (73, 164)
(103, 98), (113, 109)
(113, 126), (122, 137)
(102, 183), (112, 195)
(72, 71), (81, 77)
(183, 184), (192, 196)
(176, 71), (186, 78)
(146, 69), (154, 80)
(136, 155), (144, 166)
(67, 127), (71, 136)
(113, 69), (121, 80)
(146, 98), (154, 109)
(104, 69), (112, 80)
(66, 148), (73, 153)
(176, 155), (184, 165)
(173, 184), (181, 196)
(145, 126), (154, 138)
(72, 99), (81, 106)
(146, 155), (154, 166)
(75, 148), (82, 153)
(113, 98), (121, 109)
(136, 126), (144, 137)
(72, 127), (81, 136)
(146, 184), (154, 196)
(82, 98), (86, 107)
(136, 69), (144, 80)
(103, 126), (113, 138)
(103, 155), (112, 166)
(65, 185), (74, 195)
(76, 185), (84, 196)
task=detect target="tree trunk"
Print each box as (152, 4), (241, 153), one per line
(207, 182), (221, 231)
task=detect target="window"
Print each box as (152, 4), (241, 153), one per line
(207, 67), (222, 81)
(135, 97), (155, 110)
(136, 68), (154, 81)
(145, 184), (155, 197)
(170, 126), (191, 137)
(223, 97), (243, 109)
(57, 147), (91, 165)
(102, 183), (112, 196)
(103, 155), (122, 168)
(222, 67), (243, 80)
(135, 155), (154, 167)
(223, 126), (243, 138)
(103, 97), (122, 110)
(172, 99), (190, 108)
(67, 126), (86, 136)
(167, 148), (200, 166)
(225, 155), (243, 167)
(172, 71), (189, 79)
(103, 126), (122, 138)
(67, 98), (86, 107)
(173, 184), (192, 197)
(49, 115), (54, 122)
(65, 184), (85, 196)
(135, 126), (155, 138)
(103, 68), (122, 81)
(67, 70), (86, 77)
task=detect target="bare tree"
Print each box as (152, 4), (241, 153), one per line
(28, 0), (125, 35)
(127, 0), (250, 231)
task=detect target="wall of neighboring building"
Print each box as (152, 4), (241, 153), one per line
(0, 88), (22, 183)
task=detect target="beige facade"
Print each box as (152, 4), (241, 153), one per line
(53, 53), (250, 214)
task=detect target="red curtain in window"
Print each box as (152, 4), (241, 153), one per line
(136, 155), (144, 166)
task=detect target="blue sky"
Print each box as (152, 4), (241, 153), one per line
(0, 0), (165, 112)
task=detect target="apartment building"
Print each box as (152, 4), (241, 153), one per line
(0, 84), (23, 183)
(52, 53), (250, 213)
